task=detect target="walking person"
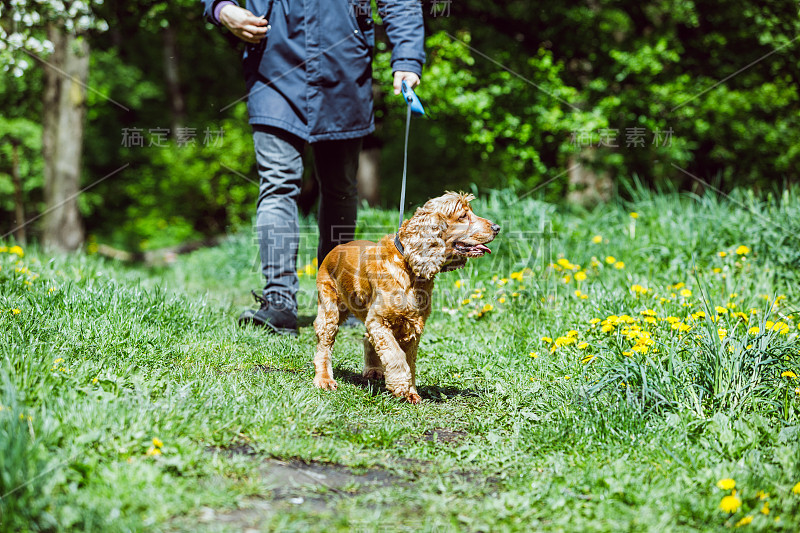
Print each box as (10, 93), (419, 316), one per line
(202, 0), (425, 335)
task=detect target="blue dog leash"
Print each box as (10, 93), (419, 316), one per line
(395, 80), (425, 253)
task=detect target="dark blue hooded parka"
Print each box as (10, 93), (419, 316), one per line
(203, 0), (425, 142)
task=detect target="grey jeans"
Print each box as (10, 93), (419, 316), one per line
(253, 126), (361, 313)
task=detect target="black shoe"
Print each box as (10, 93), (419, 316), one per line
(238, 291), (298, 336)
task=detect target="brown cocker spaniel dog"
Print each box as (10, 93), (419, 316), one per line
(313, 192), (500, 403)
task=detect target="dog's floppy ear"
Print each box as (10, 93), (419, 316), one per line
(398, 206), (448, 280)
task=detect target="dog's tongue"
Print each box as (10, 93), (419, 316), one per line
(475, 244), (492, 254)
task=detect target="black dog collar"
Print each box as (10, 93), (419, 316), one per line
(394, 233), (405, 255)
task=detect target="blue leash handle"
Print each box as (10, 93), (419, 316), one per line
(401, 80), (425, 116)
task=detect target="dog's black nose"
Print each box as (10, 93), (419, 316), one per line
(491, 223), (501, 234)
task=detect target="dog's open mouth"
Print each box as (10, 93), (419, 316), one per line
(454, 241), (492, 257)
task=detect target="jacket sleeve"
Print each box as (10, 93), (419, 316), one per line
(377, 0), (426, 76)
(203, 0), (238, 25)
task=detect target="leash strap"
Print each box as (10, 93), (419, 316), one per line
(398, 102), (412, 232)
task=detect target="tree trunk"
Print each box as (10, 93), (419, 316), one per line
(10, 142), (26, 245)
(162, 24), (185, 135)
(357, 146), (380, 206)
(42, 24), (89, 252)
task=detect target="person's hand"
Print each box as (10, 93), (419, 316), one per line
(219, 4), (269, 44)
(393, 71), (420, 95)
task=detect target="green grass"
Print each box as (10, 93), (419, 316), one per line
(2, 187), (800, 532)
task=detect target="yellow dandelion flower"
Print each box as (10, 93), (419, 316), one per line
(589, 318), (601, 324)
(581, 354), (595, 364)
(614, 261), (625, 269)
(605, 256), (616, 264)
(562, 275), (571, 284)
(718, 329), (727, 338)
(781, 371), (797, 379)
(455, 280), (463, 288)
(715, 306), (728, 315)
(152, 437), (163, 448)
(680, 289), (692, 297)
(11, 308), (21, 315)
(146, 447), (162, 456)
(756, 490), (769, 500)
(481, 304), (494, 313)
(713, 267), (722, 273)
(511, 292), (519, 297)
(498, 297), (506, 304)
(592, 235), (603, 244)
(720, 494), (742, 513)
(8, 245), (24, 257)
(793, 481), (800, 494)
(718, 251), (728, 258)
(629, 212), (639, 219)
(733, 312), (748, 322)
(717, 478), (736, 490)
(304, 264), (315, 276)
(773, 322), (790, 335)
(748, 326), (759, 335)
(541, 337), (553, 344)
(510, 270), (524, 281)
(734, 515), (753, 527)
(736, 245), (750, 255)
(461, 299), (471, 305)
(574, 271), (587, 281)
(92, 377), (98, 384)
(795, 387), (800, 395)
(577, 342), (589, 350)
(564, 375), (571, 380)
(529, 352), (538, 359)
(555, 336), (577, 347)
(761, 502), (769, 515)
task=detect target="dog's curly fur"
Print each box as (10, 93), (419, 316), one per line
(313, 192), (500, 403)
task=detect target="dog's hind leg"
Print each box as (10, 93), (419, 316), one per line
(313, 280), (340, 390)
(403, 339), (421, 404)
(362, 337), (384, 380)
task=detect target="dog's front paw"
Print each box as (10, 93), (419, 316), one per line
(363, 367), (384, 380)
(313, 375), (338, 390)
(387, 382), (415, 402)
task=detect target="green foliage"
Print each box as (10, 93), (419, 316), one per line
(100, 103), (257, 250)
(369, 0), (800, 206)
(0, 117), (43, 224)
